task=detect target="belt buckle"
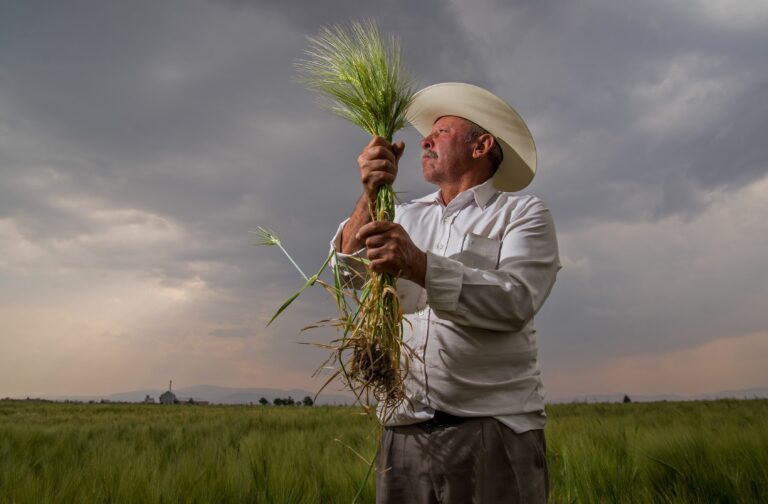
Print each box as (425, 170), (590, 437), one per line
(422, 410), (463, 432)
(421, 418), (444, 433)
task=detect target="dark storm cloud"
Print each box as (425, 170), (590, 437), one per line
(0, 1), (303, 162)
(0, 0), (489, 376)
(1, 0), (766, 395)
(461, 0), (768, 226)
(223, 0), (489, 82)
(0, 0), (486, 253)
(439, 0), (768, 373)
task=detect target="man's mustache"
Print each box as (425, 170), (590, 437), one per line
(422, 150), (437, 159)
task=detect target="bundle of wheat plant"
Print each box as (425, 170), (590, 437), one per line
(257, 20), (415, 418)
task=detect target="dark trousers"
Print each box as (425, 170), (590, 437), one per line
(376, 418), (549, 503)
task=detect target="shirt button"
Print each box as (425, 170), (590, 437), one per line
(437, 243), (444, 250)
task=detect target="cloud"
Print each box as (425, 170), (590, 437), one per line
(695, 0), (768, 29)
(546, 331), (768, 398)
(1, 0), (765, 397)
(209, 327), (253, 338)
(537, 173), (768, 363)
(452, 0), (768, 226)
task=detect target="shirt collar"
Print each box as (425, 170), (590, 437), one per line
(410, 178), (499, 210)
(466, 178), (499, 209)
(410, 191), (442, 205)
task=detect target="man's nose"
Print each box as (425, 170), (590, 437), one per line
(420, 136), (433, 149)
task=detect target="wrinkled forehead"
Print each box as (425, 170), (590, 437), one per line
(433, 115), (484, 131)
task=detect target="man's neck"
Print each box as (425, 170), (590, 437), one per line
(439, 186), (462, 206)
(438, 175), (492, 206)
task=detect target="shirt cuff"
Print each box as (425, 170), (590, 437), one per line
(330, 218), (366, 260)
(330, 220), (368, 293)
(425, 251), (464, 312)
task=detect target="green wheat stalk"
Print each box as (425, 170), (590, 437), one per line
(295, 19), (415, 144)
(293, 20), (414, 414)
(256, 21), (414, 440)
(252, 227), (308, 281)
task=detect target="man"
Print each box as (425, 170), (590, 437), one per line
(332, 83), (560, 503)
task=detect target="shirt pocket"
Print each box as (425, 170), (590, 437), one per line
(458, 232), (501, 269)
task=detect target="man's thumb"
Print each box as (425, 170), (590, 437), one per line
(393, 140), (405, 161)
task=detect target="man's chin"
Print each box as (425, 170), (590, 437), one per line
(422, 167), (434, 183)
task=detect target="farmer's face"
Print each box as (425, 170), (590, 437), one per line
(420, 116), (475, 185)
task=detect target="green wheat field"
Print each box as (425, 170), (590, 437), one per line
(1, 399), (766, 503)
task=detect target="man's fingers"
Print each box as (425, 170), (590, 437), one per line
(367, 135), (388, 147)
(368, 259), (386, 273)
(362, 145), (396, 163)
(356, 221), (396, 241)
(368, 258), (396, 275)
(363, 171), (395, 189)
(363, 159), (392, 172)
(363, 234), (388, 249)
(363, 137), (400, 163)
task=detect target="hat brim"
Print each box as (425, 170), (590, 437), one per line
(407, 82), (537, 192)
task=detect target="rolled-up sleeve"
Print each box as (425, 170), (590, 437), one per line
(426, 198), (560, 332)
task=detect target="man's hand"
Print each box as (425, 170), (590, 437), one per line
(357, 221), (426, 287)
(341, 137), (405, 254)
(358, 136), (405, 201)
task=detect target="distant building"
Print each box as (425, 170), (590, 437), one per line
(159, 380), (178, 404)
(156, 380), (210, 405)
(159, 390), (177, 404)
(143, 394), (156, 404)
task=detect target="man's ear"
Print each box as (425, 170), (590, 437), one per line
(472, 133), (495, 159)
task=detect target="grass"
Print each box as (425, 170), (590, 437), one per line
(0, 402), (379, 503)
(547, 400), (768, 503)
(2, 399), (766, 503)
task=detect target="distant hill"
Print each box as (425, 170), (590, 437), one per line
(41, 385), (356, 405)
(23, 385), (768, 406)
(549, 386), (768, 404)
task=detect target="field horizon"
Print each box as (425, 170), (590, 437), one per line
(5, 383), (768, 407)
(1, 399), (766, 503)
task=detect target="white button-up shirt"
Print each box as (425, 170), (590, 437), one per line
(331, 178), (560, 433)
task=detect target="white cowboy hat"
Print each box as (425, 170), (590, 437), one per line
(407, 82), (537, 192)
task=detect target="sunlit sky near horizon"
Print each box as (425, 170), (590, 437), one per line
(1, 0), (766, 401)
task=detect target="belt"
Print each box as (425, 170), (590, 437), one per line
(418, 410), (470, 431)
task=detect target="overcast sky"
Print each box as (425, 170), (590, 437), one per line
(1, 0), (766, 400)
